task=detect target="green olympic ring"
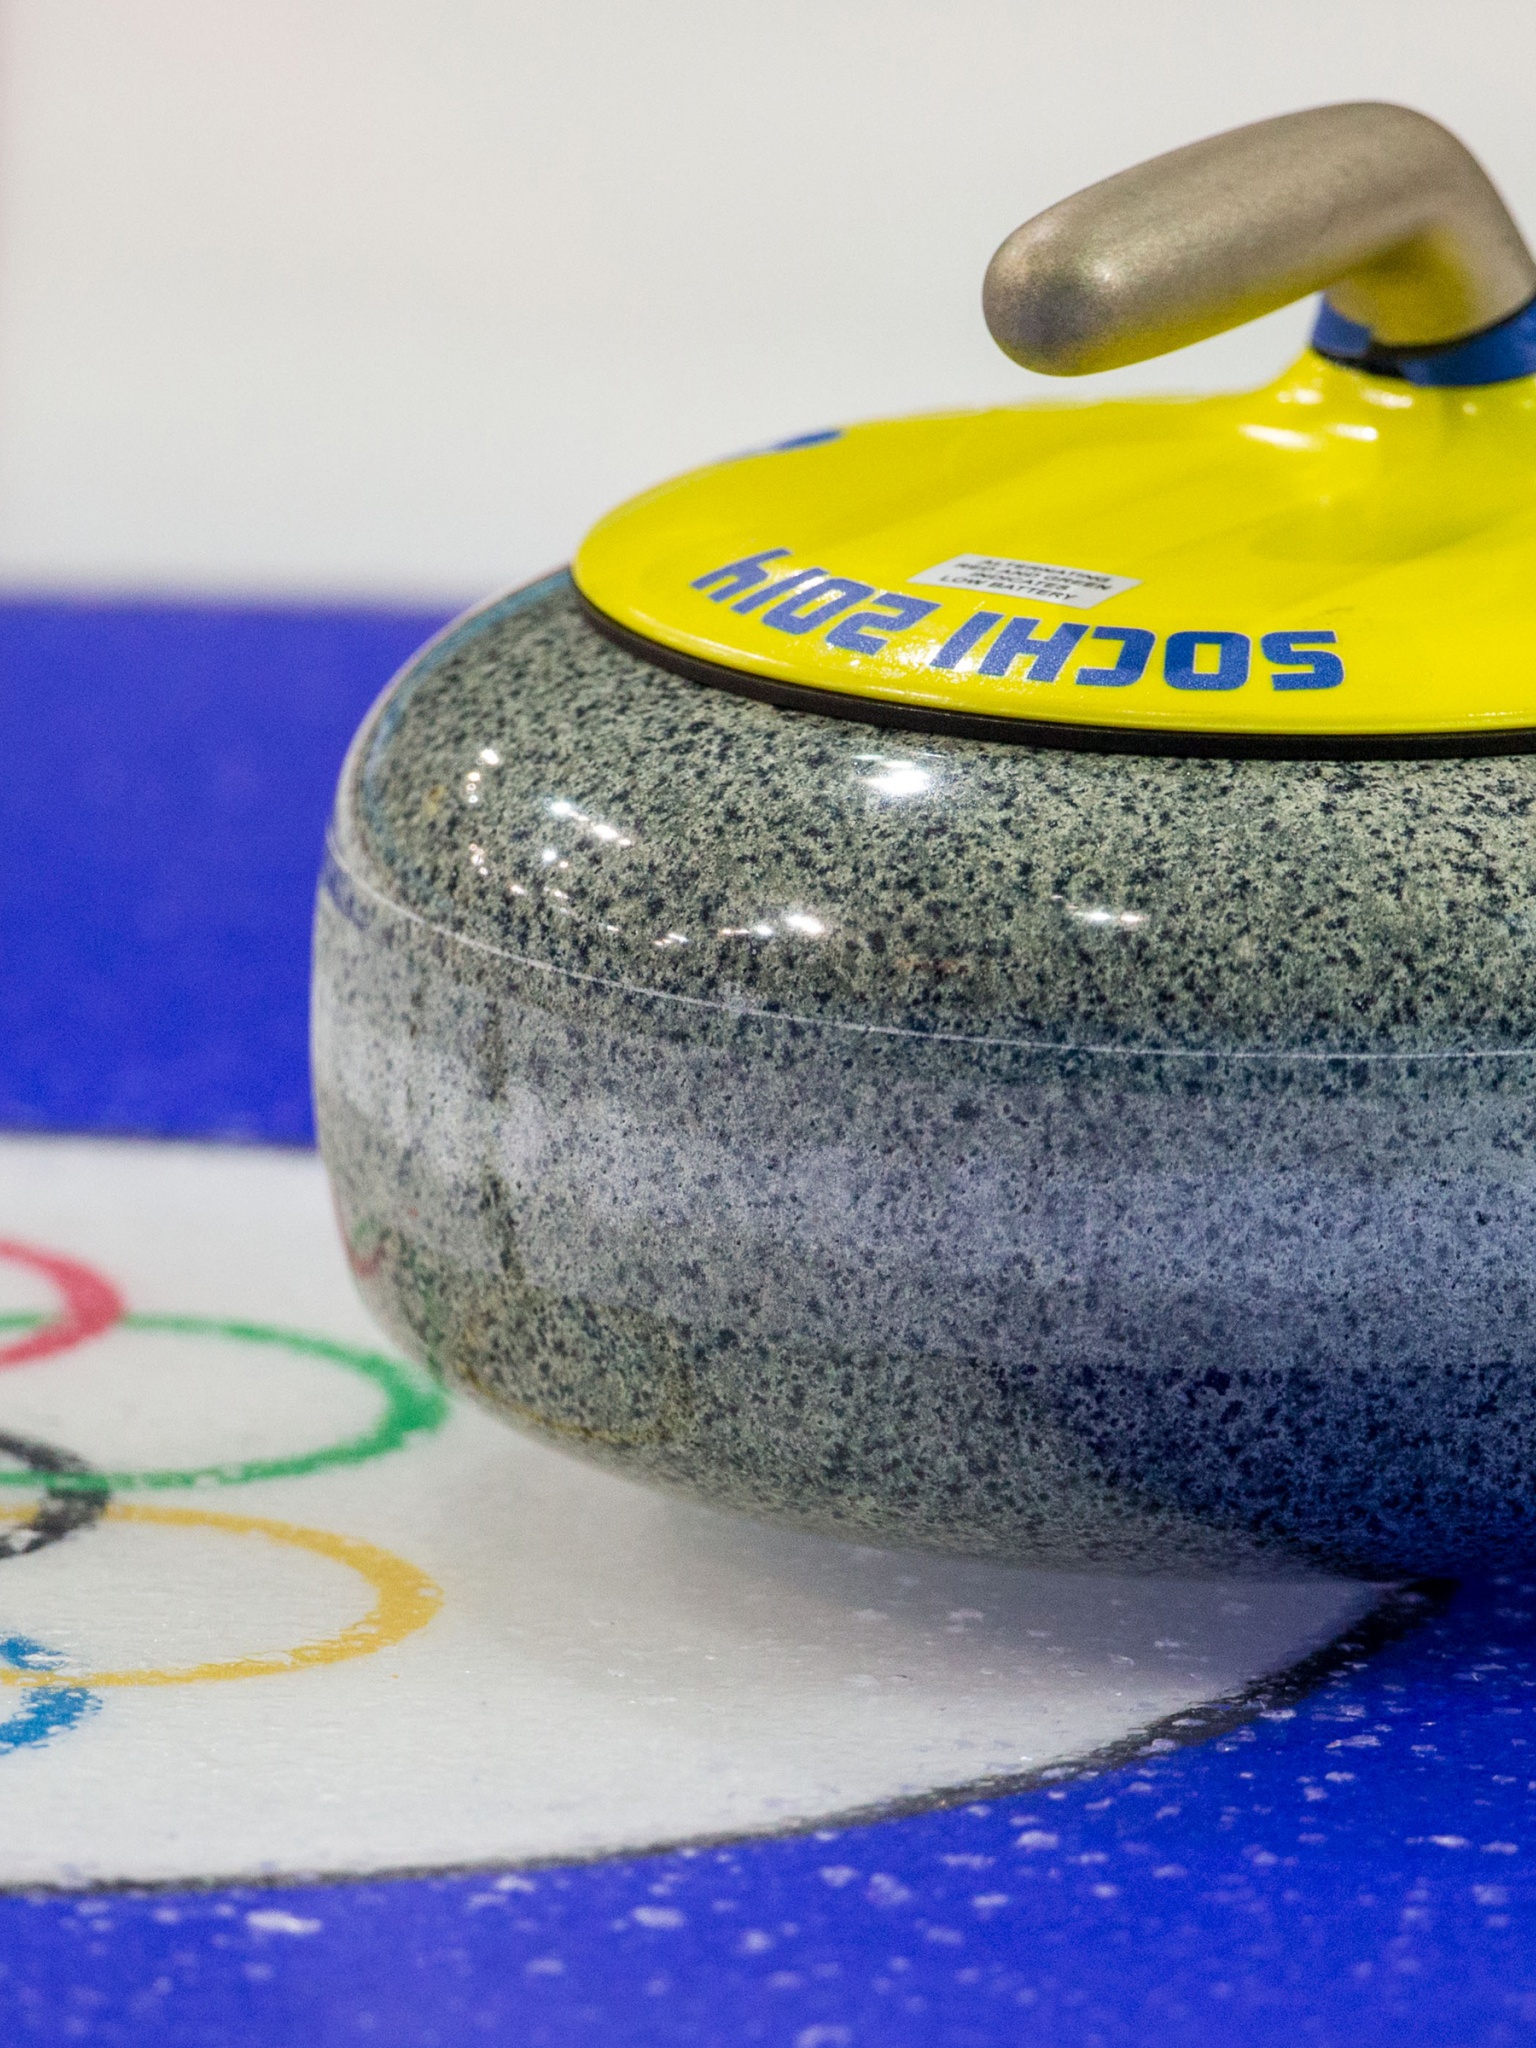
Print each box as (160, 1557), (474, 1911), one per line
(0, 1313), (446, 1492)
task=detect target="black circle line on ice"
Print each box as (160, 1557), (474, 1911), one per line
(0, 1431), (109, 1561)
(0, 1579), (1450, 1894)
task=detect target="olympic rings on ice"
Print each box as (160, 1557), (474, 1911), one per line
(0, 1504), (442, 1689)
(0, 1240), (445, 1717)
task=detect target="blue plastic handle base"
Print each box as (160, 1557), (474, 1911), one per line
(1311, 292), (1536, 386)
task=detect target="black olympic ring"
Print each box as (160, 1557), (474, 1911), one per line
(0, 1431), (109, 1561)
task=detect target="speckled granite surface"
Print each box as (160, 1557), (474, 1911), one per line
(313, 573), (1536, 1573)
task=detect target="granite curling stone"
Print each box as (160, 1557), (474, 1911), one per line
(315, 104), (1536, 1576)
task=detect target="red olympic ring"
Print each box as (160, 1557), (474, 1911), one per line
(0, 1242), (124, 1370)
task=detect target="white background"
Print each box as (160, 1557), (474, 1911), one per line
(1, 0), (1532, 601)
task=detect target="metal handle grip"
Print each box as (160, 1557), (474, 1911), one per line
(984, 102), (1536, 376)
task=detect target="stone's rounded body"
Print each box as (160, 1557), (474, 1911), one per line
(314, 576), (1536, 1577)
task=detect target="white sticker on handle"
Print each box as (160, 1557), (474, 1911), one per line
(913, 554), (1140, 610)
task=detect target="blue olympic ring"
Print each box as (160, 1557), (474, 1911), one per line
(0, 1637), (99, 1755)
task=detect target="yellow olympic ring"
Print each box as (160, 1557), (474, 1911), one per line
(0, 1503), (441, 1688)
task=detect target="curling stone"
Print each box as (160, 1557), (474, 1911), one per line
(316, 103), (1536, 1575)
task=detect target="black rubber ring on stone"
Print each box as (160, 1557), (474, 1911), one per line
(579, 591), (1536, 763)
